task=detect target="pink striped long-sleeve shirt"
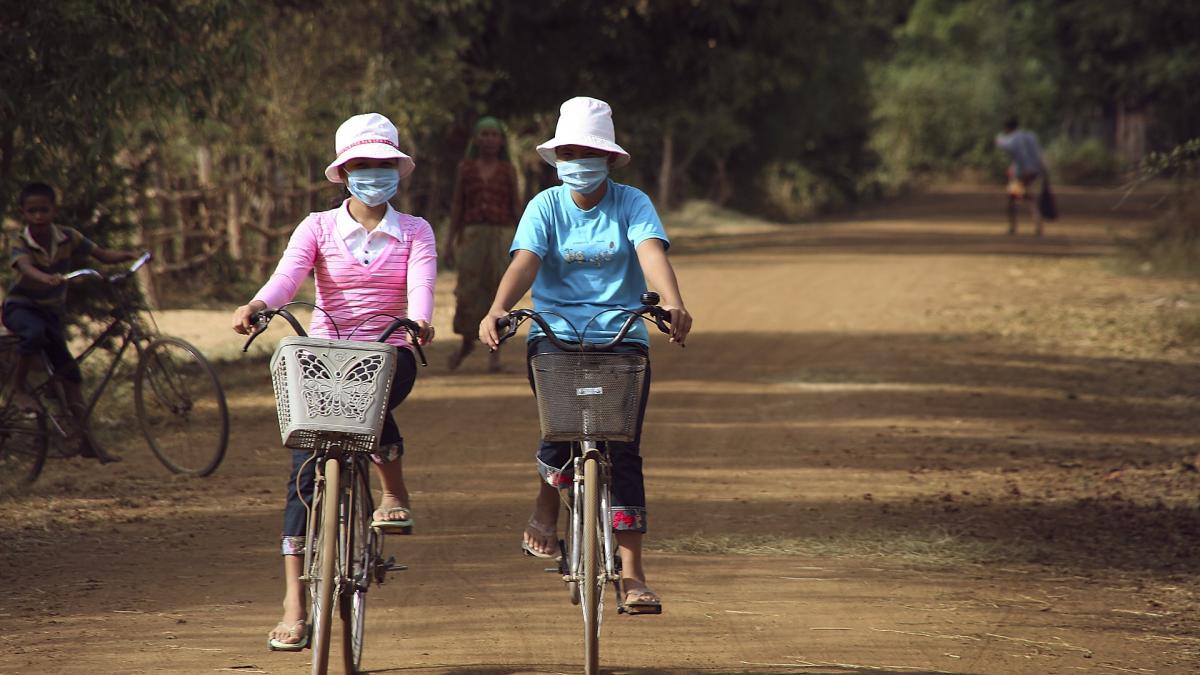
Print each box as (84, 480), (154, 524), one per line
(253, 206), (437, 349)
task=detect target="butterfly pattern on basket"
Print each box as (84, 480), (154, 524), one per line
(295, 349), (388, 422)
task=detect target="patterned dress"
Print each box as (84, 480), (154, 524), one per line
(453, 159), (518, 335)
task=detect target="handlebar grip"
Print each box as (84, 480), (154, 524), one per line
(241, 313), (270, 352)
(494, 315), (522, 346)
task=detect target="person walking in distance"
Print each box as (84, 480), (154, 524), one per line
(446, 116), (522, 373)
(995, 116), (1048, 236)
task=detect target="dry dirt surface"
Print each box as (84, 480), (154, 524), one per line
(2, 187), (1198, 675)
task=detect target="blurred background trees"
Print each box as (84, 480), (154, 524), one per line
(2, 0), (1198, 304)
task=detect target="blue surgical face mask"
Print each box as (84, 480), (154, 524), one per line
(556, 157), (609, 194)
(346, 167), (400, 206)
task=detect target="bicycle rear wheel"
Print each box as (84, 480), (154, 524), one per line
(341, 460), (375, 674)
(0, 402), (48, 491)
(310, 458), (340, 675)
(134, 336), (228, 476)
(581, 455), (602, 675)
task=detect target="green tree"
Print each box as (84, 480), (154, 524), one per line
(0, 1), (256, 321)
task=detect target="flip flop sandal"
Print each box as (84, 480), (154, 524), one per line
(371, 506), (414, 533)
(521, 517), (558, 559)
(267, 619), (309, 651)
(621, 584), (663, 615)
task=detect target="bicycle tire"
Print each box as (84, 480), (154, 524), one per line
(0, 403), (49, 491)
(310, 458), (339, 675)
(582, 455), (601, 675)
(134, 336), (229, 476)
(341, 461), (373, 674)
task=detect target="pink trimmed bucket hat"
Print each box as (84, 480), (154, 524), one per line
(324, 113), (415, 183)
(536, 97), (631, 168)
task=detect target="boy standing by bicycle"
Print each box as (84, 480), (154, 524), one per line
(3, 182), (140, 462)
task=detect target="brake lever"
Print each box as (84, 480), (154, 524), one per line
(409, 327), (428, 367)
(650, 307), (682, 347)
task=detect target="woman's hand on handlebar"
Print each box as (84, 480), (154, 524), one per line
(478, 308), (509, 351)
(661, 304), (692, 346)
(414, 320), (435, 345)
(232, 300), (268, 335)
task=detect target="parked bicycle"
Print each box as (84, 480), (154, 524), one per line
(496, 291), (672, 675)
(243, 305), (427, 675)
(0, 253), (229, 491)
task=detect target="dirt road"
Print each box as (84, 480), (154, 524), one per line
(2, 187), (1198, 674)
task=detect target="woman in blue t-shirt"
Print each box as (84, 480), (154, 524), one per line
(479, 96), (692, 614)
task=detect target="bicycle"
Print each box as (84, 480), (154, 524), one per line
(242, 305), (427, 675)
(0, 253), (230, 491)
(495, 291), (672, 675)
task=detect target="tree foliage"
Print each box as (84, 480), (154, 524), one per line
(4, 0), (1199, 254)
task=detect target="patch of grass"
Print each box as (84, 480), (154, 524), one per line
(653, 528), (1011, 568)
(663, 200), (787, 237)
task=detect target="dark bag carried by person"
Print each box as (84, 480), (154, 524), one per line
(1038, 179), (1058, 220)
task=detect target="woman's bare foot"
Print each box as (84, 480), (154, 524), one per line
(269, 601), (307, 647)
(447, 336), (474, 371)
(620, 578), (663, 614)
(372, 492), (413, 530)
(522, 482), (560, 556)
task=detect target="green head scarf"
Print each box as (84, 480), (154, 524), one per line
(466, 116), (509, 160)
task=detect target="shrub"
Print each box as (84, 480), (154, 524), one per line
(1045, 137), (1121, 184)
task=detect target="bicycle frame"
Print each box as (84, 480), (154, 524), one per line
(33, 254), (156, 424)
(70, 311), (154, 421)
(564, 444), (619, 581)
(300, 446), (375, 593)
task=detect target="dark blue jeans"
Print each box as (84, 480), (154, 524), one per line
(527, 338), (652, 533)
(281, 348), (417, 554)
(1, 301), (82, 383)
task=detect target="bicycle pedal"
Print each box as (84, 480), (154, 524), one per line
(618, 603), (663, 616)
(378, 556), (408, 573)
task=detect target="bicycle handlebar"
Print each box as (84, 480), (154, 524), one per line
(495, 292), (674, 352)
(64, 251), (153, 284)
(242, 307), (428, 366)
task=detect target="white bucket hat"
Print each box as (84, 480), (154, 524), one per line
(324, 113), (415, 183)
(535, 97), (631, 168)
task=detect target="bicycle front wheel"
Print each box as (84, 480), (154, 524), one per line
(134, 336), (229, 476)
(310, 458), (340, 675)
(0, 404), (49, 491)
(341, 460), (375, 674)
(581, 455), (602, 675)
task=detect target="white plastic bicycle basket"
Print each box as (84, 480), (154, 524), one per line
(269, 336), (397, 452)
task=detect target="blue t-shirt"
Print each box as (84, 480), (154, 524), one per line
(510, 181), (669, 345)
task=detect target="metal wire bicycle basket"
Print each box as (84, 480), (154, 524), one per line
(529, 352), (647, 442)
(269, 336), (397, 452)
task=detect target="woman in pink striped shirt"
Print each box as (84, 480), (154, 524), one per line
(231, 113), (436, 651)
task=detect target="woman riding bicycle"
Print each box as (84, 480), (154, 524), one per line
(479, 96), (691, 614)
(230, 113), (436, 650)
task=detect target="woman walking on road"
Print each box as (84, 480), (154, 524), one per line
(479, 96), (692, 614)
(445, 116), (522, 372)
(230, 113), (436, 651)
